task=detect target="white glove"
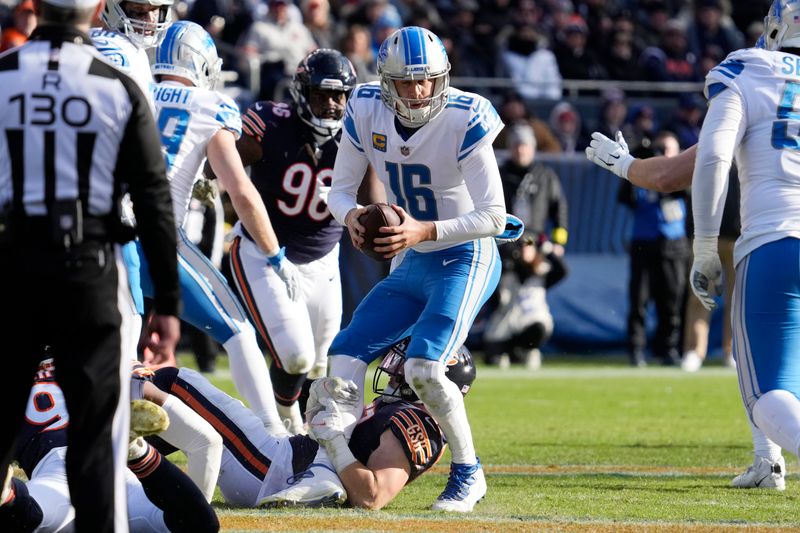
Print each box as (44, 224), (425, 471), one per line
(305, 377), (359, 423)
(585, 131), (635, 180)
(266, 247), (301, 302)
(308, 400), (347, 446)
(690, 236), (723, 311)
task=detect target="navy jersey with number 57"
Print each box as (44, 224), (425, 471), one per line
(241, 101), (342, 264)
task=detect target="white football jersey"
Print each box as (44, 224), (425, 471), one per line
(151, 81), (241, 226)
(90, 28), (153, 101)
(343, 82), (503, 252)
(706, 48), (800, 264)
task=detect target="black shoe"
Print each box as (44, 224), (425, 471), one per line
(660, 351), (680, 367)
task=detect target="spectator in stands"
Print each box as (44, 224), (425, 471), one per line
(603, 13), (645, 80)
(622, 104), (657, 150)
(0, 0), (35, 52)
(745, 20), (765, 48)
(597, 88), (628, 142)
(188, 0), (254, 59)
(302, 0), (337, 49)
(636, 0), (671, 48)
(369, 3), (401, 57)
(549, 101), (587, 153)
(681, 174), (739, 372)
(500, 123), (569, 252)
(640, 19), (699, 82)
(554, 14), (607, 80)
(667, 93), (705, 149)
(686, 0), (744, 58)
(447, 0), (502, 79)
(501, 22), (562, 101)
(697, 43), (725, 78)
(484, 234), (568, 370)
(618, 131), (689, 367)
(341, 24), (375, 82)
(237, 0), (317, 99)
(495, 91), (561, 153)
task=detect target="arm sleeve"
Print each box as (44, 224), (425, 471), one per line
(327, 130), (370, 225)
(433, 143), (507, 243)
(117, 82), (180, 316)
(691, 88), (746, 238)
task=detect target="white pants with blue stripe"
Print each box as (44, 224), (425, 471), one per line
(136, 228), (251, 344)
(331, 237), (501, 363)
(734, 237), (800, 416)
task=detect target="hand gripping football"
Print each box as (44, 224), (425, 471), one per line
(358, 203), (402, 261)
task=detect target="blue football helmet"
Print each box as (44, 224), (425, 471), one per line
(152, 21), (222, 90)
(102, 0), (174, 49)
(377, 26), (451, 127)
(763, 0), (800, 50)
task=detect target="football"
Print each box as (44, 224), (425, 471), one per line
(358, 203), (402, 261)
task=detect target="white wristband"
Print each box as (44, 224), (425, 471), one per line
(619, 154), (635, 181)
(322, 433), (357, 473)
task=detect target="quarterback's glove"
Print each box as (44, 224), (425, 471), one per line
(305, 377), (359, 423)
(495, 214), (525, 244)
(690, 236), (723, 311)
(585, 131), (635, 180)
(267, 247), (301, 302)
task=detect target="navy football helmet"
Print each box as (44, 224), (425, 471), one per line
(290, 49), (357, 139)
(373, 338), (476, 402)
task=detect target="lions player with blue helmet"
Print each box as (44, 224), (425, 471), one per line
(323, 26), (505, 512)
(138, 21), (290, 435)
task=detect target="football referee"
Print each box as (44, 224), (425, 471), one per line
(0, 0), (180, 530)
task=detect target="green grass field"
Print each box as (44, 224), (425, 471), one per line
(183, 354), (800, 532)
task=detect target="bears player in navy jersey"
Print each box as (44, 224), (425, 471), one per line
(228, 49), (362, 434)
(0, 359), (218, 532)
(324, 26), (505, 512)
(131, 340), (474, 510)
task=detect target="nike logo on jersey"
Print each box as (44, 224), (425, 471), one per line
(255, 103), (263, 110)
(442, 258), (458, 266)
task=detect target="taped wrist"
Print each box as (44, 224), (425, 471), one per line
(322, 433), (357, 472)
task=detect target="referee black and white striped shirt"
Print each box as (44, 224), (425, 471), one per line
(0, 24), (179, 314)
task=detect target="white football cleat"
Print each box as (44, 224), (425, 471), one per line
(681, 351), (703, 373)
(732, 456), (786, 490)
(130, 399), (169, 440)
(524, 349), (542, 371)
(432, 460), (487, 512)
(259, 463), (346, 508)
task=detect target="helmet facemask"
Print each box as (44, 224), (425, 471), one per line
(103, 0), (174, 49)
(380, 74), (449, 128)
(291, 49), (357, 140)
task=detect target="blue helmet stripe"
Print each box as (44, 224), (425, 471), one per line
(405, 27), (425, 65)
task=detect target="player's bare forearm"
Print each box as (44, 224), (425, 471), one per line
(209, 130), (281, 254)
(337, 461), (387, 510)
(628, 145), (697, 192)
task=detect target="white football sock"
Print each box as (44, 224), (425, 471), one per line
(223, 329), (284, 432)
(405, 358), (476, 465)
(752, 389), (800, 459)
(277, 402), (305, 435)
(750, 418), (783, 462)
(160, 395), (223, 502)
(328, 355), (368, 440)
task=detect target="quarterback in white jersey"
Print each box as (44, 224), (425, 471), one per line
(325, 26), (505, 512)
(691, 0), (800, 475)
(137, 21), (293, 435)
